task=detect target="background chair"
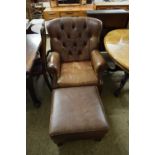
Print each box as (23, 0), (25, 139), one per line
(26, 20), (51, 92)
(47, 17), (106, 91)
(87, 9), (129, 51)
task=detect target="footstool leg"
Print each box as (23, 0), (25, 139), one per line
(94, 138), (102, 141)
(57, 142), (63, 146)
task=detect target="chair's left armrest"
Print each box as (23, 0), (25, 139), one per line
(47, 52), (60, 78)
(91, 50), (106, 74)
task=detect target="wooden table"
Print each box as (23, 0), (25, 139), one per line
(104, 29), (129, 96)
(94, 0), (129, 10)
(43, 0), (129, 21)
(104, 29), (129, 71)
(43, 4), (94, 20)
(26, 34), (42, 107)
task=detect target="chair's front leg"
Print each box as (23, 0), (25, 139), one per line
(48, 72), (58, 89)
(97, 65), (106, 94)
(98, 72), (104, 94)
(43, 71), (52, 91)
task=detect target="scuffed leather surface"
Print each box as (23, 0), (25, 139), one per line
(49, 86), (109, 142)
(47, 17), (102, 62)
(91, 50), (106, 74)
(47, 52), (60, 77)
(57, 61), (98, 87)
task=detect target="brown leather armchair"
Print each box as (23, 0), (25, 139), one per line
(47, 17), (106, 89)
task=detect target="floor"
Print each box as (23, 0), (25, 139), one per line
(26, 38), (129, 155)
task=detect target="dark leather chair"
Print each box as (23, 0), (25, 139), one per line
(87, 9), (129, 51)
(47, 17), (106, 90)
(26, 20), (51, 91)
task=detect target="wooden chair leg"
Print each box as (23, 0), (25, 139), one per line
(43, 72), (52, 91)
(98, 84), (102, 95)
(98, 78), (103, 95)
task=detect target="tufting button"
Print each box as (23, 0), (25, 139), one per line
(63, 42), (66, 47)
(88, 33), (92, 38)
(68, 50), (72, 55)
(83, 23), (87, 29)
(72, 24), (75, 29)
(78, 50), (82, 55)
(61, 24), (64, 30)
(67, 34), (70, 39)
(83, 41), (87, 46)
(57, 35), (60, 40)
(73, 42), (77, 47)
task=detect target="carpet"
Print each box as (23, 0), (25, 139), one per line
(26, 70), (129, 155)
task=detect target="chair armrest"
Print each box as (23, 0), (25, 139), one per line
(47, 52), (60, 78)
(91, 50), (106, 74)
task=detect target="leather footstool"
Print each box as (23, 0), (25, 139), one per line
(49, 86), (109, 145)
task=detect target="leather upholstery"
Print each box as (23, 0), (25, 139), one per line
(57, 61), (98, 87)
(91, 50), (106, 74)
(47, 17), (105, 88)
(49, 86), (109, 144)
(47, 52), (60, 77)
(47, 17), (102, 62)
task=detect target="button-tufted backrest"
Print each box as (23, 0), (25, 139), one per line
(47, 17), (102, 62)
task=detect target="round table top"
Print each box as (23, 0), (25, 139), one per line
(104, 29), (129, 71)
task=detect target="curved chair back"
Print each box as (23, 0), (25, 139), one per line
(47, 17), (102, 62)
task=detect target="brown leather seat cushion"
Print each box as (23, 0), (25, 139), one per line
(49, 86), (109, 144)
(57, 61), (98, 87)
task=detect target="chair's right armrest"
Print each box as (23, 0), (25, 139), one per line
(47, 52), (60, 78)
(91, 50), (106, 74)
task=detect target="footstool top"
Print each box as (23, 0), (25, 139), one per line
(49, 86), (109, 136)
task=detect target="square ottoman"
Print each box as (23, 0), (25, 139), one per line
(49, 86), (109, 145)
